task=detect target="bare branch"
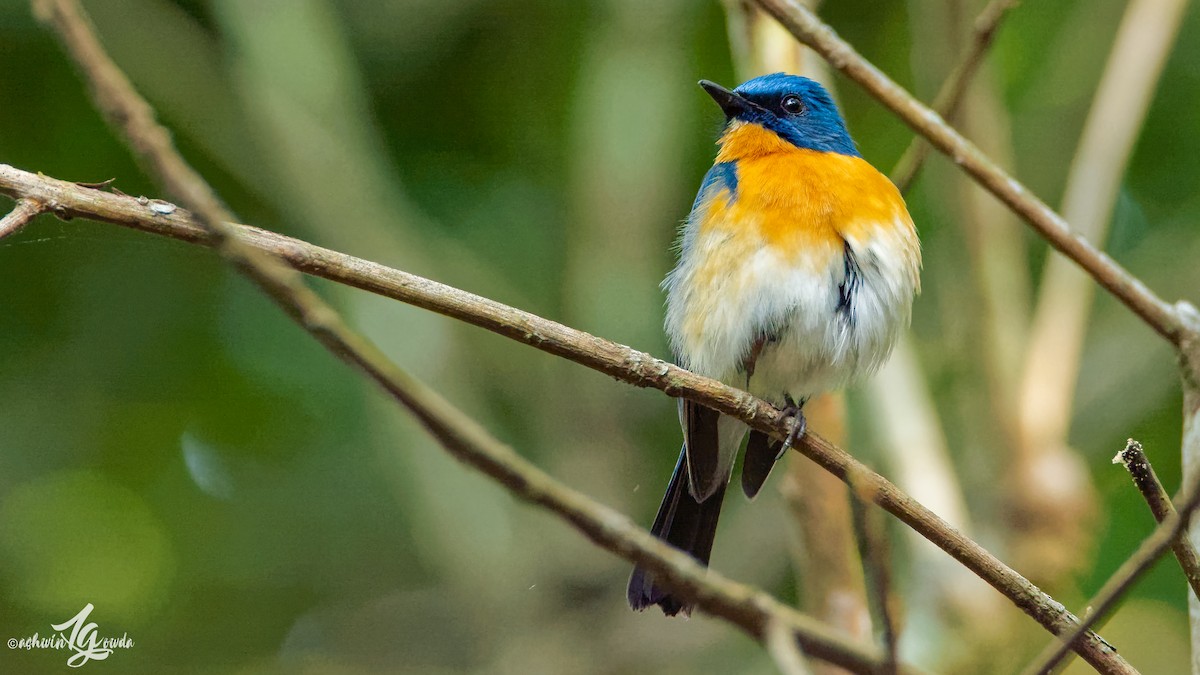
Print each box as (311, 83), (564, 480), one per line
(891, 0), (1018, 193)
(0, 198), (45, 240)
(1113, 440), (1200, 600)
(0, 160), (1133, 674)
(31, 0), (367, 369)
(1021, 441), (1200, 675)
(753, 0), (1190, 350)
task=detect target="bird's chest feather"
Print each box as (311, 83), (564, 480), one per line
(664, 150), (920, 399)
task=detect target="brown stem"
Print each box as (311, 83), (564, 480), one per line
(1113, 439), (1200, 600)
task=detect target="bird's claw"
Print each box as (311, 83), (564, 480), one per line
(778, 396), (808, 458)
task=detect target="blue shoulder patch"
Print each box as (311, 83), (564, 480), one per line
(691, 161), (738, 212)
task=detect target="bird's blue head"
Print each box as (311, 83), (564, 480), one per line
(700, 73), (859, 157)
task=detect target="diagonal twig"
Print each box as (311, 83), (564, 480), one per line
(891, 0), (1018, 193)
(1020, 441), (1200, 675)
(1112, 439), (1200, 601)
(0, 160), (1133, 674)
(753, 0), (1190, 352)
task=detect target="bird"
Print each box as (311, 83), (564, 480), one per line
(627, 73), (921, 616)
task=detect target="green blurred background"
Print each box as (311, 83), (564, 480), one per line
(1, 0), (1199, 672)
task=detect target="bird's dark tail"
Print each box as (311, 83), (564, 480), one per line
(627, 448), (727, 616)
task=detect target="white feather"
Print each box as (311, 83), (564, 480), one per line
(664, 217), (918, 405)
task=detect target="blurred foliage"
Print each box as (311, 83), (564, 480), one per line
(1, 0), (1199, 673)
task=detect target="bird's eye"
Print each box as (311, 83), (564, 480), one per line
(781, 95), (804, 115)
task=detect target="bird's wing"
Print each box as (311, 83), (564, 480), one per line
(675, 161), (747, 503)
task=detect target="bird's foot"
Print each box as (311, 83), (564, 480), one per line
(778, 395), (807, 458)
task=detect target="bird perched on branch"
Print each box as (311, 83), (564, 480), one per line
(628, 73), (921, 616)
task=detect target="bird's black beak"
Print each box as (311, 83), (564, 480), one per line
(699, 80), (750, 119)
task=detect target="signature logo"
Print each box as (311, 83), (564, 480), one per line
(7, 603), (134, 668)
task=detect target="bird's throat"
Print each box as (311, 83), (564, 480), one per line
(715, 121), (798, 162)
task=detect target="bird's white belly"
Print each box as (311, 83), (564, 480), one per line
(664, 224), (916, 405)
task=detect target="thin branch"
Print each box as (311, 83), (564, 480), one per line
(1113, 439), (1200, 600)
(753, 0), (1190, 351)
(0, 198), (45, 240)
(1021, 442), (1200, 675)
(849, 470), (901, 675)
(29, 1), (903, 671)
(891, 0), (1018, 192)
(0, 161), (1133, 674)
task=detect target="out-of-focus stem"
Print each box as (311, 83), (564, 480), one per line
(864, 338), (967, 530)
(724, 0), (829, 84)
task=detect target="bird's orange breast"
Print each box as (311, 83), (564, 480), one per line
(701, 122), (913, 257)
